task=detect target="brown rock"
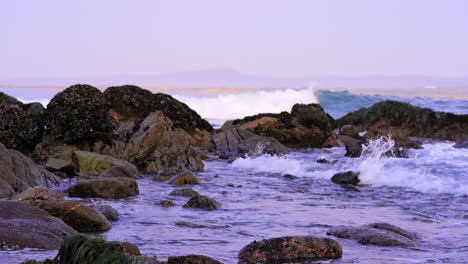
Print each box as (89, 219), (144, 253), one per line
(167, 255), (223, 264)
(67, 177), (139, 199)
(169, 172), (201, 185)
(15, 186), (64, 206)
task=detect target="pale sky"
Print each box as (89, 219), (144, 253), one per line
(2, 0), (468, 81)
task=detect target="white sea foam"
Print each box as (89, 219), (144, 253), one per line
(174, 87), (318, 120)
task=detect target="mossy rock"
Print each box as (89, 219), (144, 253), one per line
(73, 151), (137, 176)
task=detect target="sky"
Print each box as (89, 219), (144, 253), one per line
(2, 0), (468, 81)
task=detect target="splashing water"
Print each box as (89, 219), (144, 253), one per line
(356, 136), (395, 184)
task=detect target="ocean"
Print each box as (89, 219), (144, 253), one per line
(1, 87), (468, 263)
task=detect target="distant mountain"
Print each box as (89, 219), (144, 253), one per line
(2, 68), (468, 89)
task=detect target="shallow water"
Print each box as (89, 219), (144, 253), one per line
(4, 142), (468, 264)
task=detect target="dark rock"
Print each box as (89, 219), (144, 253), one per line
(25, 102), (46, 116)
(167, 255), (223, 264)
(327, 222), (419, 247)
(0, 92), (23, 108)
(454, 140), (468, 148)
(0, 143), (59, 198)
(316, 158), (329, 163)
(90, 204), (120, 222)
(67, 177), (139, 199)
(44, 158), (75, 176)
(170, 188), (200, 197)
(336, 100), (468, 142)
(160, 200), (176, 207)
(0, 106), (43, 152)
(230, 104), (337, 148)
(338, 135), (364, 157)
(331, 171), (360, 185)
(339, 124), (359, 137)
(282, 174), (298, 180)
(51, 234), (151, 264)
(213, 127), (289, 157)
(39, 200), (112, 233)
(238, 236), (342, 263)
(341, 184), (361, 192)
(183, 195), (220, 211)
(169, 172), (201, 185)
(100, 165), (137, 179)
(0, 201), (77, 250)
(44, 84), (113, 146)
(15, 186), (64, 206)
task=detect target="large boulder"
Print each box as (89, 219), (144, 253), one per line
(15, 186), (64, 206)
(44, 84), (113, 146)
(336, 100), (468, 142)
(44, 158), (75, 176)
(72, 150), (138, 176)
(39, 200), (112, 233)
(100, 112), (204, 175)
(238, 236), (342, 263)
(228, 104), (337, 148)
(50, 234), (152, 264)
(167, 255), (223, 264)
(0, 201), (77, 250)
(213, 127), (289, 158)
(331, 171), (360, 185)
(327, 222), (419, 247)
(0, 143), (59, 198)
(0, 106), (43, 152)
(67, 177), (139, 199)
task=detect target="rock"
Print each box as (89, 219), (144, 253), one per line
(170, 188), (200, 197)
(44, 84), (113, 146)
(0, 201), (77, 250)
(336, 100), (468, 142)
(327, 222), (419, 247)
(39, 200), (112, 233)
(167, 255), (223, 264)
(316, 158), (329, 163)
(0, 92), (23, 108)
(183, 195), (220, 211)
(229, 104), (337, 148)
(0, 143), (59, 198)
(73, 150), (138, 176)
(169, 172), (201, 185)
(238, 236), (342, 263)
(331, 171), (360, 185)
(213, 127), (289, 157)
(101, 112), (204, 175)
(454, 140), (468, 148)
(338, 135), (364, 157)
(51, 234), (151, 264)
(100, 165), (137, 179)
(283, 174), (298, 180)
(341, 184), (361, 192)
(90, 204), (120, 222)
(340, 124), (359, 137)
(0, 106), (43, 152)
(160, 200), (176, 207)
(15, 186), (64, 205)
(67, 177), (139, 199)
(25, 102), (46, 116)
(44, 158), (75, 176)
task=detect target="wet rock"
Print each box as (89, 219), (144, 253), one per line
(15, 186), (64, 206)
(338, 135), (364, 157)
(170, 188), (200, 197)
(340, 124), (359, 137)
(39, 200), (112, 233)
(238, 236), (342, 263)
(282, 174), (298, 180)
(213, 127), (289, 157)
(327, 222), (419, 247)
(226, 183), (235, 187)
(44, 158), (75, 176)
(67, 177), (139, 199)
(454, 140), (468, 148)
(183, 195), (220, 211)
(167, 255), (223, 264)
(51, 234), (150, 264)
(229, 104), (337, 148)
(73, 150), (138, 177)
(316, 158), (329, 163)
(169, 172), (201, 185)
(160, 200), (176, 207)
(0, 201), (77, 250)
(101, 112), (205, 175)
(90, 204), (120, 222)
(0, 143), (59, 198)
(44, 84), (113, 146)
(0, 107), (43, 152)
(100, 165), (137, 179)
(331, 171), (360, 185)
(336, 100), (468, 142)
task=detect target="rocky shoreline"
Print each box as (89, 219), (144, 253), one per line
(1, 85), (467, 263)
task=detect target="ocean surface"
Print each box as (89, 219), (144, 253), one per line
(1, 87), (468, 263)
